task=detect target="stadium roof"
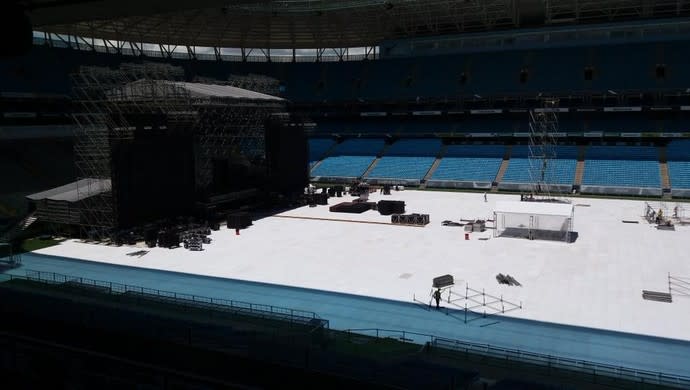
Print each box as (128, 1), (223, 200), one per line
(27, 0), (690, 49)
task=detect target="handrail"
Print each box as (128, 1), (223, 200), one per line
(345, 328), (690, 388)
(1, 270), (326, 328)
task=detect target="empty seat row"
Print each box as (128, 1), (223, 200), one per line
(309, 139), (685, 192)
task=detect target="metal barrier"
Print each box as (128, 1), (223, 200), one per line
(345, 328), (690, 389)
(3, 270), (327, 330)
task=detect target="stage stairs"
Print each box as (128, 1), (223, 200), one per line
(0, 212), (37, 243)
(574, 145), (587, 187)
(491, 145), (512, 192)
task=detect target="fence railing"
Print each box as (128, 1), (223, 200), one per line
(345, 328), (690, 389)
(2, 270), (327, 330)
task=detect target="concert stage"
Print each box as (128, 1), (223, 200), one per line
(33, 190), (690, 345)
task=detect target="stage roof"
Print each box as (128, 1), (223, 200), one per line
(27, 0), (690, 49)
(173, 82), (284, 101)
(27, 179), (111, 203)
(108, 80), (284, 102)
(494, 201), (574, 217)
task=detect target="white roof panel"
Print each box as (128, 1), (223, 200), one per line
(494, 200), (573, 217)
(27, 179), (111, 203)
(172, 82), (284, 101)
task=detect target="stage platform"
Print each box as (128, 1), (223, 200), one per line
(18, 190), (690, 375)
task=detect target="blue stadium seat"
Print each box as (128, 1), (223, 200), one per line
(367, 156), (437, 180)
(308, 138), (335, 167)
(502, 146), (578, 185)
(366, 139), (441, 180)
(330, 138), (384, 155)
(383, 139), (441, 156)
(310, 138), (384, 178)
(666, 140), (690, 189)
(431, 145), (505, 182)
(311, 156), (376, 178)
(582, 146), (660, 188)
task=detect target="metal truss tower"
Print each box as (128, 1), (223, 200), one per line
(226, 74), (281, 96)
(70, 63), (189, 240)
(195, 102), (270, 190)
(527, 98), (560, 200)
(71, 64), (282, 240)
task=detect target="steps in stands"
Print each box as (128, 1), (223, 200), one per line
(361, 143), (391, 179)
(659, 146), (671, 190)
(574, 145), (587, 187)
(491, 145), (512, 192)
(419, 144), (448, 189)
(309, 159), (326, 174)
(309, 140), (341, 175)
(361, 157), (381, 179)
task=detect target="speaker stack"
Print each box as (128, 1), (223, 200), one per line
(144, 228), (158, 248)
(305, 192), (328, 206)
(316, 192), (328, 205)
(391, 213), (430, 226)
(157, 230), (180, 248)
(377, 200), (405, 215)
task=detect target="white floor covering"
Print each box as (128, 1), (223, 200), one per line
(36, 190), (690, 341)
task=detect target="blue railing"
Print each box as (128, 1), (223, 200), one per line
(1, 270), (327, 329)
(345, 328), (690, 389)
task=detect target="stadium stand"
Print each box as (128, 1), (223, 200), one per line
(581, 145), (661, 196)
(366, 139), (441, 184)
(428, 144), (505, 189)
(1, 33), (688, 199)
(500, 145), (578, 192)
(310, 138), (384, 179)
(3, 40), (690, 103)
(666, 139), (690, 197)
(308, 138), (335, 168)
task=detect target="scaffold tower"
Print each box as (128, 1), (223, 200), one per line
(71, 64), (191, 240)
(527, 98), (560, 200)
(71, 63), (283, 240)
(226, 74), (281, 96)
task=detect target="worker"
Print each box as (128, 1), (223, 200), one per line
(433, 288), (442, 309)
(484, 192), (487, 202)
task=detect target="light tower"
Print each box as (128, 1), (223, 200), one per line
(527, 97), (560, 201)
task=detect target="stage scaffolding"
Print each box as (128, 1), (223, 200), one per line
(226, 74), (281, 96)
(71, 63), (284, 240)
(527, 98), (561, 200)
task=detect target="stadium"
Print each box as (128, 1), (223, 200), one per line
(2, 0), (690, 388)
